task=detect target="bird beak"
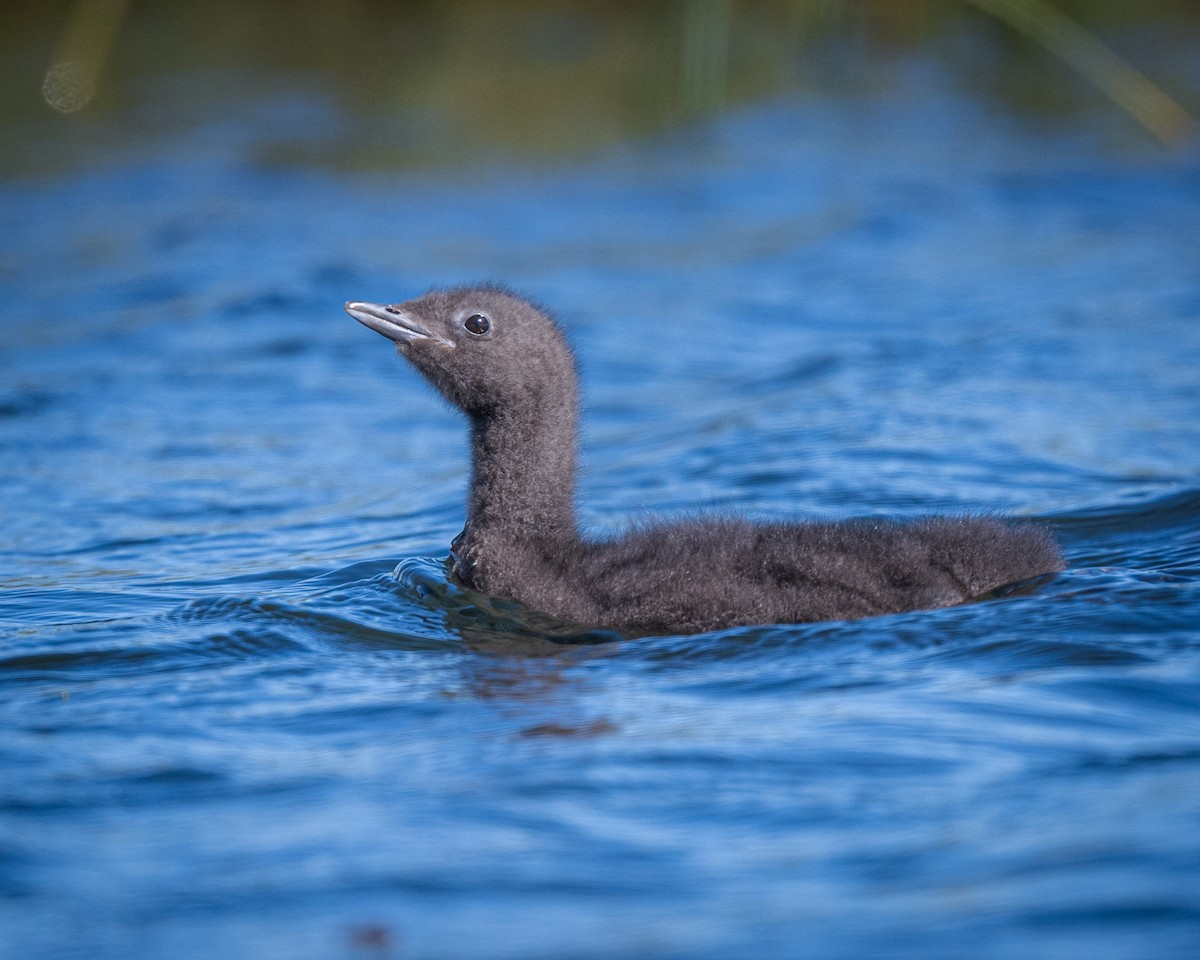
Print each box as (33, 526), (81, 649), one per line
(345, 301), (453, 347)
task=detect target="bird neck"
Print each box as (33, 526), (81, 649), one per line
(465, 399), (578, 546)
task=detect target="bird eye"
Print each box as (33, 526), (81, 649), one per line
(464, 313), (491, 336)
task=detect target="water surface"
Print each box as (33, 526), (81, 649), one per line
(3, 39), (1200, 960)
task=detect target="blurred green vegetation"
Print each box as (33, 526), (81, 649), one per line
(1, 0), (1197, 175)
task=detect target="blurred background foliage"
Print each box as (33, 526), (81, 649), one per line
(1, 0), (1197, 177)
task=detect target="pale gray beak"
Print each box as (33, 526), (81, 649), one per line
(345, 301), (453, 347)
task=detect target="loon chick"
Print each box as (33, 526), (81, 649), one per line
(346, 286), (1064, 636)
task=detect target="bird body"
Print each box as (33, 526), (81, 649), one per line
(346, 285), (1063, 636)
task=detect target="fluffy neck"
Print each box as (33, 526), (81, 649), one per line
(465, 391), (578, 545)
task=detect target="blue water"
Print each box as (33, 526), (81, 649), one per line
(3, 69), (1200, 959)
